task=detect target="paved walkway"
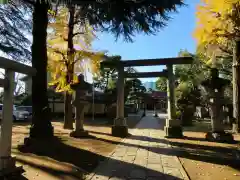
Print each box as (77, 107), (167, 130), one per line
(86, 114), (189, 180)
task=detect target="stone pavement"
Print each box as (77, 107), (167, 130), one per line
(85, 114), (189, 180)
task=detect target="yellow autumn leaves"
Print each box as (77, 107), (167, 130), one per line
(47, 7), (103, 93)
(194, 0), (240, 63)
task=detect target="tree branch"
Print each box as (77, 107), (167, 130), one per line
(218, 46), (232, 56)
(72, 32), (85, 37)
(53, 49), (66, 58)
(53, 49), (69, 65)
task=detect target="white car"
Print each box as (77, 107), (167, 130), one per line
(15, 106), (32, 120)
(0, 104), (30, 121)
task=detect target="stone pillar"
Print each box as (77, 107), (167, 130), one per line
(143, 102), (146, 117)
(112, 65), (128, 137)
(70, 89), (89, 138)
(232, 40), (240, 133)
(164, 64), (183, 138)
(0, 70), (18, 173)
(206, 89), (234, 143)
(154, 101), (158, 117)
(210, 90), (224, 132)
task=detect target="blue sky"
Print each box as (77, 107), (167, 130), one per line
(93, 0), (199, 82)
(0, 0), (199, 87)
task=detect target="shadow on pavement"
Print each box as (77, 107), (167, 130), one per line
(88, 130), (168, 144)
(17, 137), (182, 180)
(15, 157), (83, 180)
(88, 131), (240, 172)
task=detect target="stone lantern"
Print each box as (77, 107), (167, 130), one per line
(70, 74), (91, 138)
(201, 68), (234, 143)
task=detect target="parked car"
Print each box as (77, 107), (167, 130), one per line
(0, 104), (31, 121)
(15, 106), (32, 121)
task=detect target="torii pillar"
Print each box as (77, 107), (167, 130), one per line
(112, 65), (128, 137)
(164, 64), (183, 138)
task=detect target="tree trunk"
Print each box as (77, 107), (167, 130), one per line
(63, 91), (73, 129)
(29, 0), (53, 138)
(232, 40), (240, 133)
(63, 5), (75, 129)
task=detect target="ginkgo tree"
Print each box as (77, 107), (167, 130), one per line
(194, 0), (240, 57)
(47, 7), (103, 129)
(194, 0), (240, 133)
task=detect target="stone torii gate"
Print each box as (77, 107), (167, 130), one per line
(0, 57), (36, 177)
(101, 57), (193, 138)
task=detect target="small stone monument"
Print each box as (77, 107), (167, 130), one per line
(70, 74), (91, 138)
(202, 68), (234, 143)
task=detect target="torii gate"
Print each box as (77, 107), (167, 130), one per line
(101, 57), (193, 138)
(0, 57), (36, 177)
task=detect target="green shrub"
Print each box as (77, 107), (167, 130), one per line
(176, 110), (182, 119)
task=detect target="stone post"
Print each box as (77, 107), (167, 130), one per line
(164, 64), (183, 138)
(154, 100), (158, 117)
(232, 40), (240, 133)
(70, 86), (89, 138)
(112, 65), (128, 137)
(204, 68), (234, 143)
(0, 69), (18, 172)
(206, 88), (234, 142)
(210, 90), (224, 132)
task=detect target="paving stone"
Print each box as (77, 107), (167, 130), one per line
(137, 149), (148, 153)
(112, 152), (126, 157)
(161, 157), (181, 168)
(147, 155), (161, 164)
(161, 154), (171, 158)
(163, 167), (183, 179)
(133, 158), (148, 166)
(126, 148), (138, 155)
(90, 114), (189, 180)
(122, 155), (135, 163)
(136, 152), (148, 157)
(139, 142), (149, 146)
(157, 143), (168, 147)
(149, 142), (159, 147)
(147, 163), (163, 172)
(111, 156), (123, 161)
(148, 159), (161, 164)
(112, 149), (127, 157)
(135, 155), (148, 160)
